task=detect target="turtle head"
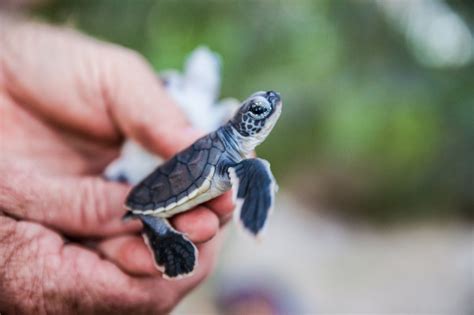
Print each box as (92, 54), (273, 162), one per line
(230, 90), (282, 151)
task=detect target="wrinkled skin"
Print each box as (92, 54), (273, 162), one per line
(0, 17), (234, 314)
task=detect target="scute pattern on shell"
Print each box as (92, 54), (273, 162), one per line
(126, 134), (226, 212)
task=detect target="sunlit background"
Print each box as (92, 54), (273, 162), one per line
(4, 0), (473, 313)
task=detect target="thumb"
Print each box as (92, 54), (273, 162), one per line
(102, 50), (203, 158)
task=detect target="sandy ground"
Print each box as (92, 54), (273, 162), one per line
(175, 193), (473, 315)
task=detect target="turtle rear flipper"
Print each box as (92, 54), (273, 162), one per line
(132, 214), (198, 279)
(228, 158), (277, 237)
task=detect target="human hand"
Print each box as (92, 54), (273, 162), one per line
(0, 17), (233, 314)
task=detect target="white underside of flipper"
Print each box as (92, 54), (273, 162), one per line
(228, 160), (277, 239)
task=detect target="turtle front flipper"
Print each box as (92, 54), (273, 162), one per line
(128, 213), (198, 279)
(228, 158), (278, 237)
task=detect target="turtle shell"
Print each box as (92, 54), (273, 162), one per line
(125, 133), (225, 212)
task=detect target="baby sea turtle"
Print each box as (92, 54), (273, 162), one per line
(125, 90), (282, 279)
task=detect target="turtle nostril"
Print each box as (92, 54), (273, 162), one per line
(266, 90), (281, 105)
(267, 90), (276, 97)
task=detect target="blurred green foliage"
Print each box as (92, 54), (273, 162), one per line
(34, 0), (473, 222)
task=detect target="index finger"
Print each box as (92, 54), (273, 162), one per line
(104, 50), (204, 158)
(1, 21), (200, 158)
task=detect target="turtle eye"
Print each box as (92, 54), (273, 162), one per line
(249, 101), (270, 118)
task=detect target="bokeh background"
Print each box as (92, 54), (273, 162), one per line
(5, 0), (474, 313)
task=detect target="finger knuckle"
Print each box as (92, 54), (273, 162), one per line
(77, 178), (109, 227)
(0, 168), (29, 218)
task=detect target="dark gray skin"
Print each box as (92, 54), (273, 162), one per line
(125, 90), (282, 279)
